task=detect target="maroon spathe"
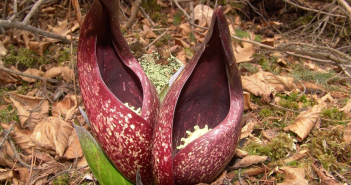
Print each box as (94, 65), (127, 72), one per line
(77, 0), (159, 184)
(151, 6), (244, 185)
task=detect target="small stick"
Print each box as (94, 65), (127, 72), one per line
(22, 0), (45, 24)
(145, 29), (168, 49)
(0, 65), (60, 83)
(0, 20), (72, 44)
(0, 121), (16, 148)
(139, 6), (156, 27)
(125, 0), (142, 30)
(172, 0), (208, 30)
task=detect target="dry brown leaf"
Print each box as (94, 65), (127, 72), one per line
(194, 4), (213, 27)
(287, 105), (321, 142)
(233, 40), (255, 63)
(9, 93), (49, 129)
(231, 155), (268, 169)
(311, 163), (338, 185)
(242, 73), (272, 103)
(297, 82), (324, 94)
(341, 100), (351, 113)
(179, 23), (191, 36)
(145, 31), (158, 39)
(13, 167), (30, 183)
(176, 50), (187, 65)
(0, 169), (14, 182)
(344, 122), (351, 144)
(28, 41), (51, 57)
(241, 119), (257, 139)
(243, 91), (257, 110)
(0, 138), (15, 168)
(175, 38), (190, 48)
(317, 93), (335, 107)
(0, 68), (19, 84)
(63, 129), (83, 159)
(234, 149), (248, 158)
(303, 61), (327, 73)
(261, 72), (296, 92)
(44, 66), (74, 82)
(277, 167), (308, 185)
(34, 151), (54, 162)
(0, 123), (33, 154)
(29, 117), (73, 157)
(52, 95), (74, 118)
(20, 68), (44, 82)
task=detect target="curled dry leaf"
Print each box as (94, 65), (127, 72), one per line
(21, 68), (44, 82)
(261, 71), (296, 92)
(231, 155), (268, 169)
(63, 129), (83, 159)
(29, 117), (73, 157)
(344, 122), (351, 144)
(0, 170), (14, 182)
(9, 94), (49, 129)
(0, 138), (16, 168)
(277, 167), (308, 185)
(241, 119), (257, 139)
(0, 123), (33, 154)
(242, 73), (272, 103)
(44, 66), (74, 82)
(194, 4), (214, 27)
(341, 100), (351, 113)
(287, 105), (321, 142)
(243, 91), (257, 111)
(0, 69), (19, 84)
(52, 94), (82, 121)
(233, 40), (255, 63)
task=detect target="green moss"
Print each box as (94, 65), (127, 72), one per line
(306, 128), (351, 171)
(243, 133), (296, 160)
(0, 104), (19, 125)
(184, 48), (194, 58)
(173, 11), (183, 26)
(259, 108), (273, 117)
(254, 53), (280, 73)
(188, 32), (196, 43)
(290, 63), (337, 85)
(141, 0), (161, 13)
(150, 12), (167, 25)
(239, 62), (259, 73)
(278, 99), (299, 110)
(321, 108), (347, 125)
(53, 174), (70, 185)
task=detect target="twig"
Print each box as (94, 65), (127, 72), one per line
(172, 0), (208, 30)
(47, 165), (89, 182)
(337, 0), (351, 21)
(139, 6), (156, 27)
(238, 168), (244, 185)
(0, 65), (60, 83)
(22, 0), (46, 24)
(0, 121), (16, 148)
(0, 20), (72, 44)
(10, 0), (58, 21)
(125, 0), (142, 30)
(145, 29), (168, 49)
(270, 103), (301, 113)
(283, 0), (346, 18)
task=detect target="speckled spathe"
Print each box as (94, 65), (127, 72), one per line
(151, 6), (244, 185)
(77, 0), (159, 184)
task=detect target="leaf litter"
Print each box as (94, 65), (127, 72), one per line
(0, 0), (351, 184)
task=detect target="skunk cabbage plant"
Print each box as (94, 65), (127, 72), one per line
(78, 0), (243, 184)
(77, 0), (159, 183)
(151, 7), (244, 185)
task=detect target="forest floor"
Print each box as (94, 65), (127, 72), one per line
(0, 0), (351, 184)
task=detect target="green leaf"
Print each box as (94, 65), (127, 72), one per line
(74, 125), (133, 185)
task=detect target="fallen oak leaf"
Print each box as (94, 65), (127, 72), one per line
(29, 117), (73, 157)
(261, 71), (296, 92)
(286, 105), (321, 142)
(277, 167), (308, 185)
(233, 40), (255, 63)
(242, 73), (272, 103)
(311, 162), (339, 185)
(9, 93), (49, 129)
(63, 129), (83, 159)
(230, 155), (268, 170)
(20, 68), (44, 83)
(0, 122), (33, 154)
(44, 66), (74, 82)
